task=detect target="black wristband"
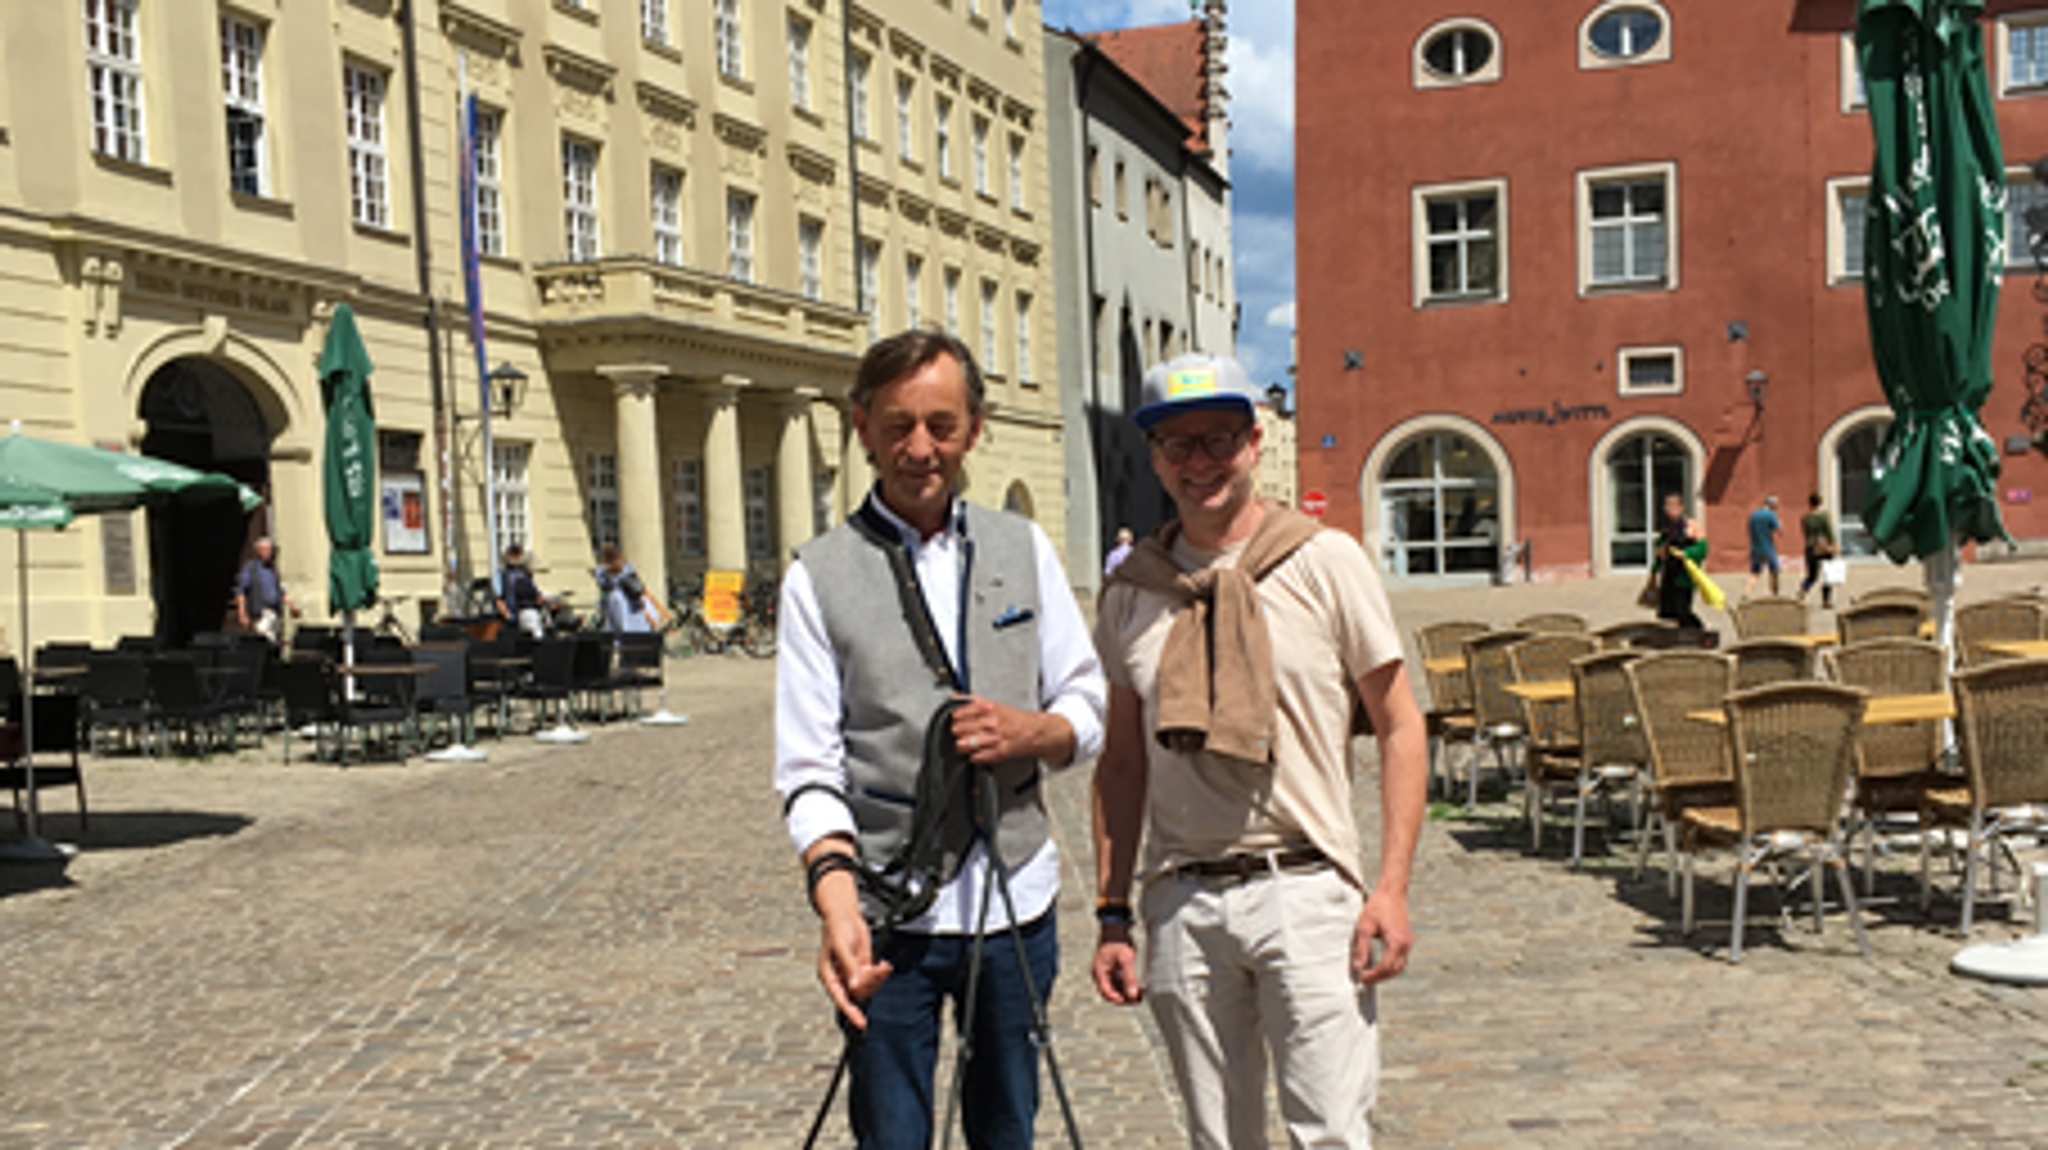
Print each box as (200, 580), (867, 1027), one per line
(1095, 902), (1135, 927)
(806, 852), (862, 916)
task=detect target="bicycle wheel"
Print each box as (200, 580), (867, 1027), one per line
(741, 614), (777, 659)
(693, 616), (729, 656)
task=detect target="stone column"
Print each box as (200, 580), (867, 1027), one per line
(700, 375), (749, 572)
(775, 389), (821, 563)
(599, 364), (668, 607)
(839, 400), (872, 519)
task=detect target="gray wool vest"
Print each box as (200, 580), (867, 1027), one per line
(800, 499), (1047, 876)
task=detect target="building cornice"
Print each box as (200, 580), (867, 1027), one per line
(543, 42), (616, 96)
(440, 1), (524, 62)
(636, 80), (698, 129)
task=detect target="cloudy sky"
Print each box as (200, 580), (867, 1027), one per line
(1039, 0), (1296, 391)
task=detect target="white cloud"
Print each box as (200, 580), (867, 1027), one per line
(1264, 300), (1297, 330)
(1225, 17), (1294, 179)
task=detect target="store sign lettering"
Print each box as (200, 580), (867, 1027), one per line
(130, 269), (295, 317)
(1491, 401), (1612, 427)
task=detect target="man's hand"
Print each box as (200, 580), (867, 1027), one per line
(1351, 888), (1413, 985)
(817, 907), (893, 1028)
(1091, 926), (1143, 1005)
(951, 695), (1074, 766)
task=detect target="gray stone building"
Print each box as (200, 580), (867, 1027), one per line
(1045, 7), (1235, 593)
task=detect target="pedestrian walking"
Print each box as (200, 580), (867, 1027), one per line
(1800, 491), (1840, 608)
(1089, 353), (1428, 1149)
(775, 329), (1106, 1150)
(1102, 525), (1135, 579)
(234, 536), (301, 644)
(1655, 492), (1708, 630)
(592, 542), (657, 633)
(1743, 494), (1782, 598)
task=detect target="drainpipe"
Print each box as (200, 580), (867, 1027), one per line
(398, 1), (456, 600)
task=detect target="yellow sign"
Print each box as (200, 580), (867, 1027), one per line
(703, 570), (745, 629)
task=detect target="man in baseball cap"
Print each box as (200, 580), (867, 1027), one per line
(1092, 351), (1428, 1147)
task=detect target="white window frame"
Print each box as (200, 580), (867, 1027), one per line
(1840, 32), (1866, 113)
(674, 458), (705, 558)
(586, 451), (620, 554)
(1014, 291), (1033, 383)
(86, 0), (146, 163)
(896, 73), (917, 160)
(1577, 161), (1677, 294)
(972, 113), (991, 196)
(979, 279), (999, 374)
(904, 253), (923, 329)
(562, 136), (600, 261)
(744, 466), (774, 560)
(652, 165), (684, 266)
(787, 14), (812, 111)
(943, 266), (961, 335)
(1825, 175), (1869, 285)
(1413, 17), (1503, 90)
(798, 216), (825, 300)
(2000, 12), (2048, 96)
(1007, 134), (1025, 211)
(1578, 2), (1673, 71)
(474, 107), (505, 258)
(2007, 166), (2047, 272)
(860, 239), (882, 341)
(1616, 345), (1684, 397)
(727, 189), (756, 282)
(850, 50), (872, 140)
(715, 0), (745, 81)
(936, 94), (954, 181)
(1413, 177), (1508, 307)
(221, 13), (267, 196)
(1002, 0), (1017, 40)
(344, 62), (390, 228)
(642, 0), (670, 47)
(491, 441), (531, 559)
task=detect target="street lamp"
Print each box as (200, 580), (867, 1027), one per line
(1264, 383), (1291, 418)
(1746, 369), (1769, 411)
(487, 361), (528, 419)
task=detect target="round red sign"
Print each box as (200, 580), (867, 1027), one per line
(1301, 490), (1328, 519)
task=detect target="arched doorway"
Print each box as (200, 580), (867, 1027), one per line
(1835, 419), (1890, 557)
(141, 358), (270, 645)
(1002, 480), (1035, 520)
(1604, 431), (1691, 570)
(1377, 430), (1499, 578)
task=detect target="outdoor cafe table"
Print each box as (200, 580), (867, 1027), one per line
(1983, 639), (2048, 659)
(1688, 692), (1955, 727)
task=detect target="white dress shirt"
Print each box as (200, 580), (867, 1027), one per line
(776, 495), (1107, 934)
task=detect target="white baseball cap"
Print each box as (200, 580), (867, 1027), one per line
(1134, 353), (1261, 431)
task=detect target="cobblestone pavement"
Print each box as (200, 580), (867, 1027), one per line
(0, 558), (2043, 1147)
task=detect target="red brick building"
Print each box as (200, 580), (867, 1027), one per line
(1296, 0), (2048, 584)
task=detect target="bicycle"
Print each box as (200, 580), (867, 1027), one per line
(662, 575), (729, 658)
(367, 592), (413, 645)
(736, 575), (778, 659)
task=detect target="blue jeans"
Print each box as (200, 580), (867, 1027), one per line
(843, 911), (1058, 1150)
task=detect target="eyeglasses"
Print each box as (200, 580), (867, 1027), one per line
(1148, 428), (1249, 464)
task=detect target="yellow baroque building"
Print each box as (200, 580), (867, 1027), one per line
(0, 0), (1063, 649)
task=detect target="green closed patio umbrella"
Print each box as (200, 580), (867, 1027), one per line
(318, 304), (379, 681)
(0, 422), (259, 859)
(1856, 0), (2009, 651)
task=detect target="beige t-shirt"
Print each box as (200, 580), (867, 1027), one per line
(1095, 529), (1407, 892)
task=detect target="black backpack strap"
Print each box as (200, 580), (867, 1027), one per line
(850, 500), (963, 692)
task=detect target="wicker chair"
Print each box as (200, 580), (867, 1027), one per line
(1459, 629), (1534, 809)
(1730, 596), (1808, 640)
(1562, 649), (1647, 868)
(1824, 638), (1946, 893)
(1855, 586), (1934, 610)
(1728, 638), (1812, 689)
(1624, 651), (1736, 895)
(1838, 600), (1926, 645)
(1514, 612), (1589, 636)
(1920, 658), (2048, 934)
(1509, 633), (1597, 851)
(1954, 598), (2047, 669)
(1678, 683), (1871, 963)
(1594, 620), (1677, 650)
(1415, 620), (1489, 799)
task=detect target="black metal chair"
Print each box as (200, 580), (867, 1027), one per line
(411, 643), (479, 747)
(0, 656), (20, 722)
(612, 633), (665, 717)
(343, 645), (418, 759)
(0, 692), (88, 831)
(147, 654), (237, 754)
(516, 638), (579, 732)
(276, 658), (341, 764)
(569, 633), (613, 721)
(34, 642), (94, 683)
(82, 651), (155, 755)
(420, 623), (468, 644)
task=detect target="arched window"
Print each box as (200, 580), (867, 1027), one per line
(1002, 480), (1034, 520)
(1414, 18), (1503, 89)
(1835, 420), (1890, 557)
(1378, 431), (1499, 577)
(1605, 432), (1690, 569)
(1589, 7), (1663, 58)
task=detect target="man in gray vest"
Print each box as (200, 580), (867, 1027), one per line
(775, 329), (1106, 1150)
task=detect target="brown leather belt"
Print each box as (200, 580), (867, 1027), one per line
(1173, 846), (1329, 883)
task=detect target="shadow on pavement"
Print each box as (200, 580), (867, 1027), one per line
(0, 809), (253, 900)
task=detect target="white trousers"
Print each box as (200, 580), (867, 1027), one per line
(1143, 863), (1379, 1150)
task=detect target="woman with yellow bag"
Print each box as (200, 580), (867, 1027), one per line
(1652, 492), (1710, 630)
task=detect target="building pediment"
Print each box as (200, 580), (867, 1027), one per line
(637, 81), (698, 129)
(714, 113), (769, 153)
(440, 0), (523, 63)
(786, 141), (838, 184)
(544, 43), (616, 96)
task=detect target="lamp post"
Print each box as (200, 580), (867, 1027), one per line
(477, 360), (526, 598)
(1745, 369), (1769, 411)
